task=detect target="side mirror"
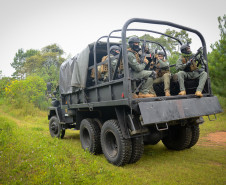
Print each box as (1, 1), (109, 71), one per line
(47, 82), (52, 93)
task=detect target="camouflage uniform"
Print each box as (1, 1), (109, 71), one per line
(101, 54), (118, 81)
(127, 49), (154, 94)
(153, 59), (170, 93)
(176, 53), (207, 92)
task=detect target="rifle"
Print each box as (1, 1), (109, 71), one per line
(184, 47), (204, 71)
(191, 47), (203, 62)
(144, 49), (157, 70)
(196, 47), (206, 69)
(112, 51), (122, 80)
(140, 38), (146, 64)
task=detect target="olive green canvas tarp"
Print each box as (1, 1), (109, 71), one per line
(59, 46), (90, 94)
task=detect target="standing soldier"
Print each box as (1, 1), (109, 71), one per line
(152, 51), (171, 96)
(127, 37), (156, 98)
(176, 44), (207, 97)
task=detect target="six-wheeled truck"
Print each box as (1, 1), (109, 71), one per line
(47, 18), (223, 166)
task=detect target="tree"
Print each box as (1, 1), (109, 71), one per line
(11, 49), (39, 79)
(140, 29), (192, 55)
(23, 44), (65, 90)
(208, 15), (226, 97)
(11, 44), (65, 90)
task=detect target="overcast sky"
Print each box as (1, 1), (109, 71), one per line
(0, 0), (225, 77)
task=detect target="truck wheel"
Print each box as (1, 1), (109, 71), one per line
(128, 136), (144, 164)
(80, 118), (102, 154)
(101, 119), (132, 166)
(187, 125), (200, 148)
(49, 116), (65, 139)
(162, 125), (192, 150)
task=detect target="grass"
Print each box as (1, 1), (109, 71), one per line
(0, 97), (225, 185)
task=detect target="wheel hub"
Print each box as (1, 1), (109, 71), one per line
(51, 122), (58, 134)
(105, 131), (118, 158)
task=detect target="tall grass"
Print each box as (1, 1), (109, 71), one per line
(0, 96), (225, 185)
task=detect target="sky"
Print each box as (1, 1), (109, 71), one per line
(0, 0), (225, 77)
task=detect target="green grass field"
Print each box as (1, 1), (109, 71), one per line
(0, 99), (225, 185)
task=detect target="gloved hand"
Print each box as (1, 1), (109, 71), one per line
(150, 71), (157, 79)
(198, 68), (205, 73)
(186, 60), (192, 67)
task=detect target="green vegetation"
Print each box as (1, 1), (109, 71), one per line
(0, 102), (225, 185)
(0, 15), (225, 184)
(5, 76), (47, 110)
(208, 15), (226, 97)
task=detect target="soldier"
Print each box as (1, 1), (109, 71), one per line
(152, 51), (171, 96)
(127, 37), (156, 98)
(96, 45), (121, 82)
(176, 44), (207, 97)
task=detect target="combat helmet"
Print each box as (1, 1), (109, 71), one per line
(180, 44), (191, 54)
(110, 45), (120, 56)
(128, 37), (141, 52)
(157, 51), (165, 56)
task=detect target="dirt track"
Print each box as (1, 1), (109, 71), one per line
(198, 132), (226, 147)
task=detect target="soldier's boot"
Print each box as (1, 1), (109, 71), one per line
(138, 93), (154, 98)
(165, 90), (171, 96)
(195, 91), (203, 97)
(149, 93), (157, 97)
(132, 93), (138, 99)
(178, 91), (186, 96)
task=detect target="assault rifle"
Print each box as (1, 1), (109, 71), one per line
(140, 38), (147, 64)
(144, 49), (157, 70)
(184, 47), (206, 72)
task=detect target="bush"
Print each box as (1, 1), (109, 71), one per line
(0, 77), (12, 98)
(5, 76), (47, 110)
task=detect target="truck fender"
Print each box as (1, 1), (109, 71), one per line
(48, 107), (64, 123)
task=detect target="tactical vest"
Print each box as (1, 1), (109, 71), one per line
(127, 48), (141, 63)
(91, 55), (122, 79)
(182, 55), (198, 72)
(156, 60), (170, 77)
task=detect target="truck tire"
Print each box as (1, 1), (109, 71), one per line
(128, 136), (144, 164)
(101, 119), (132, 166)
(49, 116), (65, 139)
(162, 125), (192, 150)
(187, 125), (200, 148)
(80, 118), (102, 154)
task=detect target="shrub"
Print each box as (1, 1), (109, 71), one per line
(5, 76), (47, 109)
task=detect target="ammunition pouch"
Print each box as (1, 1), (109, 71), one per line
(190, 60), (197, 71)
(157, 69), (169, 77)
(91, 55), (123, 79)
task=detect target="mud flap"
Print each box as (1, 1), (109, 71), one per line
(138, 96), (222, 125)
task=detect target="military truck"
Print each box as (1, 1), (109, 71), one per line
(47, 18), (222, 166)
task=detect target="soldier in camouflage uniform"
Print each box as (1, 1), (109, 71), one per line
(101, 45), (120, 81)
(92, 45), (120, 82)
(127, 37), (156, 98)
(176, 44), (207, 97)
(151, 51), (171, 96)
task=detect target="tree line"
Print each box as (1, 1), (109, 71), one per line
(0, 15), (225, 110)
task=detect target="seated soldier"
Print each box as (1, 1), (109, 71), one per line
(176, 44), (207, 97)
(151, 51), (171, 96)
(127, 37), (156, 98)
(91, 45), (121, 82)
(101, 45), (121, 81)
